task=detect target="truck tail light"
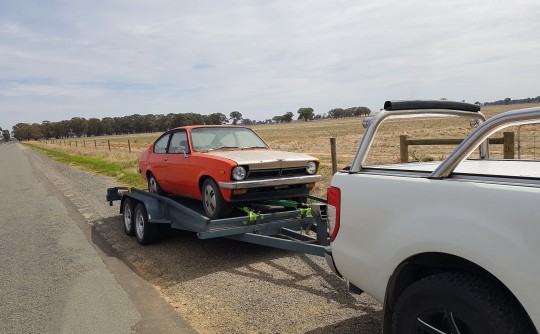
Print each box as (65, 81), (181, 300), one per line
(327, 186), (341, 242)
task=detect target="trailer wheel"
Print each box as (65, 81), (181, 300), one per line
(202, 178), (231, 219)
(391, 272), (534, 334)
(148, 173), (167, 196)
(122, 198), (135, 236)
(134, 202), (159, 245)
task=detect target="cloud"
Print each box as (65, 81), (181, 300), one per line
(1, 0), (539, 130)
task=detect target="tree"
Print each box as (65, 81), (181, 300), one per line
(356, 107), (371, 116)
(230, 111), (243, 125)
(87, 118), (102, 136)
(70, 117), (88, 137)
(12, 123), (43, 141)
(328, 108), (344, 118)
(297, 107), (314, 122)
(206, 113), (228, 125)
(12, 123), (31, 141)
(272, 116), (283, 123)
(2, 130), (9, 142)
(282, 112), (294, 123)
(101, 117), (114, 135)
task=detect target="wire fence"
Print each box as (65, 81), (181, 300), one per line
(517, 124), (540, 159)
(46, 139), (149, 153)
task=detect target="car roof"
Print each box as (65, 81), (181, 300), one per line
(168, 125), (250, 132)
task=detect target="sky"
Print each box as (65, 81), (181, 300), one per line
(1, 0), (539, 131)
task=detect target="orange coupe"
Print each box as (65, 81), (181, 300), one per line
(138, 125), (321, 219)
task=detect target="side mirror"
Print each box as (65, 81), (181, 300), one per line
(179, 146), (189, 158)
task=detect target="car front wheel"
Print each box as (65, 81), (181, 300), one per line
(391, 272), (534, 334)
(202, 178), (231, 219)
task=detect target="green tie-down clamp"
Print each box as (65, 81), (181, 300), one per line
(241, 207), (263, 225)
(240, 205), (312, 225)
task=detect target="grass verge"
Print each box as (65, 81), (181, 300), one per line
(27, 143), (146, 188)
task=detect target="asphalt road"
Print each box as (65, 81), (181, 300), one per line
(0, 142), (195, 334)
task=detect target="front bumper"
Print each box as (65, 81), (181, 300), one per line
(324, 246), (342, 278)
(219, 175), (321, 190)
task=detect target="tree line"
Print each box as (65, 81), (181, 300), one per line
(482, 96), (540, 106)
(0, 127), (10, 141)
(10, 105), (372, 141)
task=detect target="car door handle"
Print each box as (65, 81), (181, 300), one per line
(163, 157), (168, 161)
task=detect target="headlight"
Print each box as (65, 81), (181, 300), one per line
(306, 161), (317, 175)
(232, 166), (247, 180)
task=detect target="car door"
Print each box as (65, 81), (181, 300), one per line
(147, 133), (172, 191)
(163, 130), (193, 195)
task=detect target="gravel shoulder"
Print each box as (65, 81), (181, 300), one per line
(26, 145), (382, 334)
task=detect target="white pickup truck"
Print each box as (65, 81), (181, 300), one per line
(325, 100), (540, 334)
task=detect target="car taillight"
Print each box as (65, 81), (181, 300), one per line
(327, 186), (341, 242)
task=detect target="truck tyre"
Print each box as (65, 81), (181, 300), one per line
(148, 173), (167, 196)
(202, 178), (231, 219)
(391, 272), (534, 334)
(122, 198), (135, 236)
(134, 202), (159, 245)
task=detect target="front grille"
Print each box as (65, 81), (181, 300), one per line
(247, 167), (306, 179)
(248, 170), (280, 178)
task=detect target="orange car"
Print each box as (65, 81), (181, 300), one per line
(138, 125), (321, 219)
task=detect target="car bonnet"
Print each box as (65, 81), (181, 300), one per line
(204, 150), (317, 170)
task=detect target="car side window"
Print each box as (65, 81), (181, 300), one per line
(154, 134), (170, 154)
(169, 131), (190, 154)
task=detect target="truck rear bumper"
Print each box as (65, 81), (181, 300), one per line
(324, 246), (342, 278)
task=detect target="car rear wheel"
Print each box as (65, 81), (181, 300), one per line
(202, 178), (231, 219)
(122, 198), (135, 236)
(391, 272), (534, 334)
(148, 173), (167, 196)
(134, 203), (159, 245)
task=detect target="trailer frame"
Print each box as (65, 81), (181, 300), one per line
(106, 187), (329, 256)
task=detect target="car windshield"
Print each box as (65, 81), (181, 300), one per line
(190, 127), (268, 152)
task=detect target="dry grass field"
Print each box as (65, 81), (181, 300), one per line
(31, 102), (540, 198)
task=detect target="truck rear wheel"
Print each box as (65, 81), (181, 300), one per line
(122, 198), (135, 236)
(134, 202), (159, 245)
(391, 272), (534, 334)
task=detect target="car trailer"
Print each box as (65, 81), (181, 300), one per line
(106, 187), (329, 256)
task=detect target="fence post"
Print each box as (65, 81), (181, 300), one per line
(94, 140), (97, 148)
(69, 141), (71, 147)
(83, 140), (86, 148)
(503, 131), (515, 159)
(400, 135), (408, 163)
(330, 137), (337, 174)
(108, 140), (111, 151)
(128, 140), (131, 153)
(75, 140), (78, 147)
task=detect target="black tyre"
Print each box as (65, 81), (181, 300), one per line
(148, 173), (167, 196)
(202, 178), (231, 219)
(122, 198), (135, 236)
(392, 272), (534, 334)
(134, 202), (159, 245)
